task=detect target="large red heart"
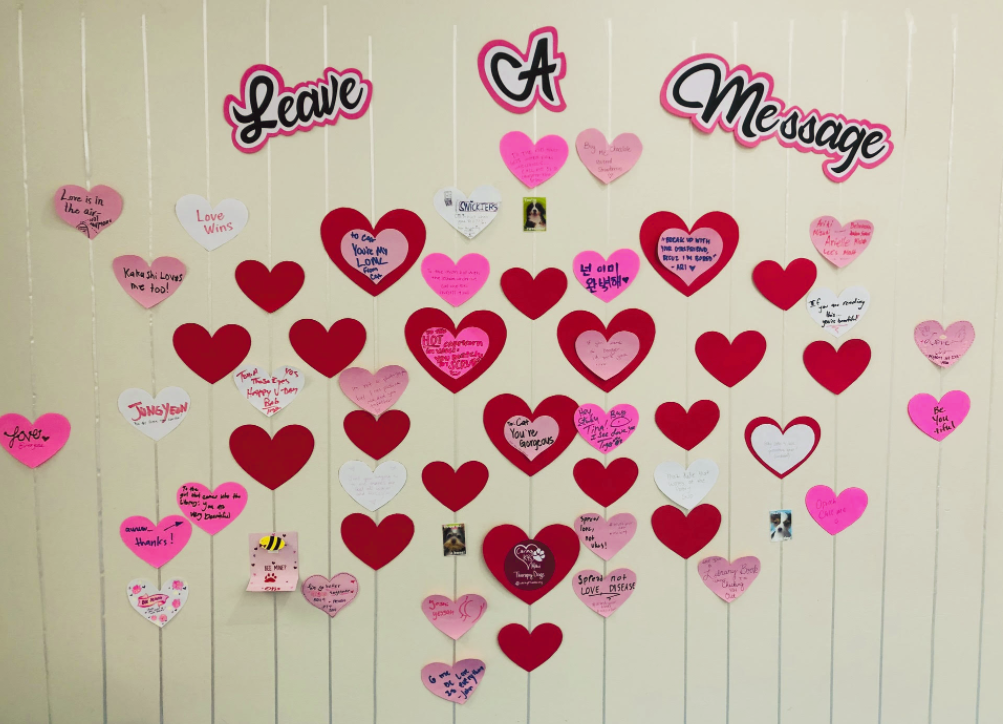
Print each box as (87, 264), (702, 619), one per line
(229, 424), (315, 490)
(321, 208), (425, 296)
(744, 416), (821, 479)
(482, 394), (578, 476)
(482, 523), (580, 604)
(341, 513), (414, 570)
(421, 461), (488, 512)
(173, 323), (251, 384)
(639, 211), (739, 296)
(572, 458), (638, 507)
(752, 258), (817, 310)
(497, 623), (563, 671)
(654, 400), (720, 450)
(235, 260), (304, 312)
(289, 318), (366, 378)
(651, 504), (721, 559)
(803, 339), (871, 394)
(500, 267), (567, 320)
(695, 331), (766, 387)
(344, 410), (410, 459)
(556, 309), (655, 391)
(404, 308), (507, 393)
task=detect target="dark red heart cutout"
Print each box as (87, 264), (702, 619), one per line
(235, 260), (305, 313)
(341, 513), (414, 570)
(289, 318), (366, 379)
(803, 339), (871, 394)
(744, 416), (821, 479)
(557, 309), (655, 391)
(404, 308), (507, 393)
(497, 623), (563, 671)
(321, 207), (425, 296)
(482, 524), (580, 604)
(651, 504), (721, 559)
(654, 400), (720, 450)
(695, 330), (767, 387)
(572, 458), (638, 507)
(639, 211), (739, 296)
(752, 258), (817, 311)
(344, 410), (409, 459)
(421, 461), (488, 512)
(173, 323), (251, 383)
(500, 267), (567, 320)
(483, 394), (578, 476)
(229, 424), (315, 490)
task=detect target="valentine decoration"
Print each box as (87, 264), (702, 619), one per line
(698, 556), (762, 602)
(112, 255), (185, 308)
(914, 321), (975, 368)
(176, 482), (247, 535)
(478, 27), (565, 113)
(573, 513), (637, 561)
(339, 366), (408, 417)
(117, 387), (189, 441)
(483, 394), (578, 475)
(421, 461), (488, 512)
(421, 594), (487, 640)
(499, 132), (569, 187)
(572, 458), (638, 507)
(127, 578), (188, 628)
(654, 400), (719, 450)
(805, 486), (868, 535)
(175, 195), (248, 250)
(233, 365), (304, 416)
(639, 211), (738, 296)
(497, 623), (563, 671)
(806, 286), (870, 337)
(120, 515), (192, 568)
(803, 340), (871, 394)
(483, 524), (579, 604)
(0, 413), (71, 468)
(344, 410), (410, 458)
(908, 391), (970, 441)
(573, 403), (639, 453)
(695, 330), (767, 387)
(572, 568), (636, 617)
(405, 308), (506, 393)
(752, 258), (816, 310)
(55, 184), (122, 238)
(235, 260), (304, 312)
(651, 504), (721, 559)
(575, 129), (642, 183)
(654, 459), (719, 510)
(500, 267), (567, 319)
(229, 424), (315, 490)
(321, 208), (425, 295)
(173, 323), (251, 384)
(572, 249), (639, 302)
(745, 416), (821, 478)
(338, 460), (407, 511)
(421, 660), (485, 704)
(289, 318), (366, 378)
(341, 513), (414, 570)
(420, 253), (490, 307)
(557, 309), (655, 391)
(432, 186), (500, 238)
(302, 574), (359, 617)
(247, 532), (298, 591)
(809, 217), (874, 266)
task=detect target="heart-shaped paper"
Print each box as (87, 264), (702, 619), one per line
(421, 594), (488, 640)
(805, 485), (868, 535)
(341, 228), (408, 283)
(420, 253), (490, 307)
(55, 184), (123, 238)
(572, 458), (638, 507)
(112, 255), (186, 308)
(229, 424), (315, 490)
(118, 387), (190, 441)
(301, 573), (359, 617)
(422, 327), (490, 379)
(640, 211), (739, 296)
(745, 416), (821, 478)
(127, 578), (188, 628)
(339, 366), (408, 417)
(499, 131), (569, 188)
(176, 482), (247, 535)
(289, 318), (366, 379)
(341, 513), (414, 570)
(809, 216), (874, 268)
(0, 413), (71, 468)
(698, 556), (761, 602)
(233, 365), (304, 416)
(752, 258), (817, 310)
(235, 260), (304, 312)
(482, 523), (579, 604)
(421, 461), (488, 512)
(908, 391), (970, 441)
(432, 186), (501, 238)
(575, 129), (643, 183)
(654, 400), (720, 450)
(339, 460), (406, 511)
(575, 331), (640, 381)
(405, 308), (506, 393)
(558, 309), (655, 391)
(344, 410), (410, 459)
(175, 194), (248, 251)
(696, 331), (767, 387)
(322, 208), (426, 296)
(914, 321), (975, 368)
(504, 415), (559, 461)
(421, 660), (485, 704)
(651, 504), (721, 559)
(497, 623), (562, 671)
(120, 515), (192, 568)
(654, 459), (719, 510)
(572, 249), (640, 302)
(806, 286), (871, 337)
(483, 395), (578, 476)
(572, 568), (636, 617)
(173, 323), (251, 384)
(500, 267), (567, 319)
(803, 340), (871, 394)
(573, 403), (639, 453)
(657, 227), (724, 285)
(573, 513), (637, 561)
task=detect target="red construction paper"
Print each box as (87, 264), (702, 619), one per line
(421, 461), (488, 512)
(803, 339), (871, 394)
(341, 513), (414, 570)
(500, 267), (567, 320)
(321, 207), (425, 296)
(404, 308), (506, 393)
(483, 524), (579, 604)
(497, 623), (563, 671)
(654, 400), (720, 450)
(639, 211), (739, 296)
(557, 309), (655, 391)
(572, 458), (638, 507)
(235, 260), (304, 312)
(289, 318), (366, 379)
(482, 394), (578, 476)
(695, 330), (766, 387)
(344, 410), (410, 459)
(173, 323), (251, 384)
(229, 424), (315, 490)
(752, 258), (817, 311)
(651, 504), (721, 559)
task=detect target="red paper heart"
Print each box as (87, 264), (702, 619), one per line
(404, 308), (507, 393)
(803, 339), (871, 394)
(654, 400), (720, 450)
(344, 410), (410, 459)
(497, 623), (563, 671)
(235, 260), (305, 312)
(752, 258), (817, 310)
(229, 424), (315, 490)
(744, 416), (821, 479)
(572, 458), (638, 507)
(482, 524), (580, 604)
(321, 208), (425, 296)
(651, 504), (721, 559)
(695, 331), (767, 387)
(639, 211), (739, 296)
(289, 318), (366, 379)
(173, 323), (251, 383)
(500, 267), (567, 320)
(421, 461), (488, 512)
(341, 513), (414, 570)
(557, 309), (655, 391)
(483, 394), (578, 476)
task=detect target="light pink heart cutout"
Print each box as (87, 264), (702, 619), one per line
(421, 594), (488, 640)
(119, 515), (192, 569)
(0, 413), (71, 468)
(421, 659), (486, 704)
(574, 513), (637, 561)
(575, 129), (643, 184)
(657, 227), (724, 285)
(420, 253), (490, 307)
(499, 131), (569, 188)
(340, 228), (408, 283)
(908, 390), (971, 441)
(421, 327), (490, 379)
(572, 568), (637, 617)
(574, 330), (640, 381)
(55, 184), (123, 238)
(302, 573), (360, 617)
(805, 485), (868, 535)
(504, 415), (559, 461)
(698, 556), (761, 602)
(113, 255), (186, 309)
(338, 365), (409, 417)
(573, 403), (639, 453)
(572, 249), (640, 302)
(809, 216), (874, 268)
(914, 320), (975, 368)
(176, 482), (247, 535)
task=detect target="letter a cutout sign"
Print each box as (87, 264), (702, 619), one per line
(478, 27), (566, 113)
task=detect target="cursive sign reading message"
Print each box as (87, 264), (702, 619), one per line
(233, 365), (304, 417)
(809, 216), (874, 267)
(420, 327), (489, 379)
(54, 184), (123, 238)
(573, 403), (639, 453)
(698, 555), (761, 602)
(176, 482), (247, 535)
(301, 573), (359, 617)
(340, 229), (408, 283)
(572, 568), (637, 617)
(573, 513), (637, 561)
(806, 286), (870, 337)
(112, 255), (186, 308)
(504, 415), (558, 461)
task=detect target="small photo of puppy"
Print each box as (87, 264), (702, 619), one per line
(442, 524), (466, 556)
(523, 198), (547, 232)
(770, 510), (792, 541)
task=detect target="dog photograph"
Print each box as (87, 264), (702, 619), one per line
(770, 510), (792, 541)
(523, 197), (547, 232)
(442, 524), (466, 556)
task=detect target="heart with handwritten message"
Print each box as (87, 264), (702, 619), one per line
(112, 255), (186, 308)
(575, 129), (643, 184)
(55, 184), (123, 238)
(344, 410), (410, 459)
(341, 513), (414, 570)
(421, 660), (486, 704)
(573, 403), (639, 453)
(498, 623), (563, 671)
(657, 227), (723, 285)
(301, 573), (359, 617)
(809, 216), (874, 268)
(405, 308), (506, 393)
(559, 309), (654, 391)
(572, 249), (640, 302)
(235, 260), (304, 313)
(500, 267), (567, 320)
(176, 194), (248, 251)
(640, 211), (739, 296)
(117, 387), (190, 441)
(0, 413), (71, 468)
(806, 286), (871, 338)
(119, 515), (192, 568)
(289, 318), (366, 379)
(483, 523), (580, 604)
(499, 131), (569, 188)
(914, 321), (975, 368)
(421, 594), (488, 640)
(173, 323), (251, 384)
(575, 331), (639, 381)
(341, 228), (408, 284)
(421, 461), (488, 512)
(654, 459), (719, 510)
(752, 258), (817, 310)
(420, 253), (490, 307)
(322, 208), (426, 296)
(432, 186), (501, 239)
(805, 485), (868, 535)
(745, 416), (821, 478)
(503, 415), (559, 461)
(229, 424), (315, 490)
(573, 512), (637, 561)
(654, 400), (720, 450)
(484, 394), (578, 476)
(698, 556), (761, 602)
(339, 366), (408, 417)
(651, 504), (721, 559)
(127, 578), (188, 628)
(907, 391), (970, 441)
(176, 481), (247, 535)
(233, 365), (304, 417)
(339, 460), (407, 511)
(572, 568), (637, 617)
(803, 340), (871, 394)
(696, 331), (767, 387)
(572, 458), (638, 507)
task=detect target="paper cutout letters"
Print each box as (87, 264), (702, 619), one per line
(478, 27), (566, 113)
(113, 256), (185, 308)
(120, 515), (192, 569)
(806, 287), (870, 337)
(572, 249), (639, 302)
(745, 417), (821, 478)
(55, 185), (122, 238)
(176, 482), (247, 535)
(302, 573), (359, 617)
(247, 532), (299, 591)
(421, 253), (490, 307)
(175, 195), (248, 251)
(574, 513), (637, 561)
(809, 217), (874, 267)
(572, 569), (636, 617)
(0, 413), (71, 468)
(575, 129), (642, 183)
(233, 365), (304, 416)
(339, 460), (406, 511)
(805, 485), (868, 535)
(422, 594), (487, 640)
(914, 321), (975, 368)
(127, 578), (188, 628)
(654, 459), (719, 510)
(698, 556), (761, 602)
(118, 387), (190, 441)
(908, 391), (970, 441)
(421, 660), (486, 704)
(500, 132), (569, 188)
(573, 404), (638, 453)
(432, 186), (500, 239)
(339, 366), (408, 417)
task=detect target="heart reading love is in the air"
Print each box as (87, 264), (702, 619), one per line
(55, 184), (123, 238)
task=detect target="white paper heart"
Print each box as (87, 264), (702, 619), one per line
(654, 459), (719, 509)
(432, 186), (501, 239)
(339, 460), (407, 511)
(750, 424), (816, 476)
(127, 578), (188, 628)
(175, 194), (249, 251)
(805, 286), (870, 338)
(233, 365), (304, 416)
(118, 387), (190, 441)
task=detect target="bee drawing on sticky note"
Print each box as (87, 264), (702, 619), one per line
(260, 534), (285, 551)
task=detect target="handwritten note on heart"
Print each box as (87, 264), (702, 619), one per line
(233, 365), (304, 417)
(420, 327), (489, 379)
(805, 485), (868, 535)
(301, 573), (359, 617)
(573, 404), (638, 453)
(575, 330), (640, 381)
(341, 228), (408, 283)
(657, 227), (723, 285)
(699, 556), (761, 602)
(339, 366), (408, 417)
(55, 184), (122, 238)
(809, 216), (874, 267)
(575, 129), (643, 183)
(176, 482), (247, 535)
(914, 321), (975, 368)
(0, 413), (71, 468)
(432, 186), (500, 239)
(572, 568), (636, 617)
(339, 460), (407, 511)
(806, 286), (870, 337)
(573, 513), (637, 561)
(908, 391), (970, 441)
(747, 418), (819, 477)
(421, 594), (488, 640)
(127, 578), (188, 628)
(504, 415), (558, 461)
(118, 387), (190, 441)
(654, 459), (719, 509)
(421, 660), (486, 704)
(119, 515), (192, 569)
(175, 194), (248, 251)
(420, 253), (490, 307)
(572, 249), (639, 302)
(112, 256), (185, 308)
(500, 131), (569, 188)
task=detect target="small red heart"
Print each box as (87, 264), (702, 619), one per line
(803, 339), (871, 394)
(639, 211), (739, 296)
(404, 308), (507, 393)
(235, 260), (305, 312)
(654, 400), (720, 450)
(229, 424), (315, 490)
(651, 504), (721, 559)
(344, 410), (410, 459)
(321, 208), (425, 296)
(556, 309), (655, 391)
(173, 323), (251, 383)
(421, 461), (488, 512)
(497, 623), (563, 672)
(482, 524), (580, 604)
(341, 513), (414, 570)
(482, 394), (578, 476)
(695, 331), (767, 387)
(572, 458), (638, 507)
(500, 267), (567, 320)
(289, 318), (366, 379)
(752, 258), (817, 310)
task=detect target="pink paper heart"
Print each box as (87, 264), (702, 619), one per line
(575, 129), (643, 183)
(0, 413), (71, 468)
(809, 216), (874, 268)
(572, 249), (640, 302)
(421, 594), (488, 640)
(574, 330), (640, 381)
(421, 327), (490, 379)
(54, 184), (123, 238)
(112, 255), (186, 309)
(657, 227), (724, 285)
(908, 390), (971, 441)
(340, 228), (408, 283)
(499, 131), (569, 188)
(698, 556), (761, 602)
(421, 659), (486, 704)
(504, 415), (559, 461)
(573, 404), (639, 453)
(914, 320), (975, 368)
(302, 573), (359, 617)
(338, 365), (409, 417)
(572, 568), (637, 617)
(176, 482), (247, 535)
(805, 485), (868, 535)
(119, 515), (192, 569)
(420, 253), (490, 307)
(573, 513), (637, 561)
